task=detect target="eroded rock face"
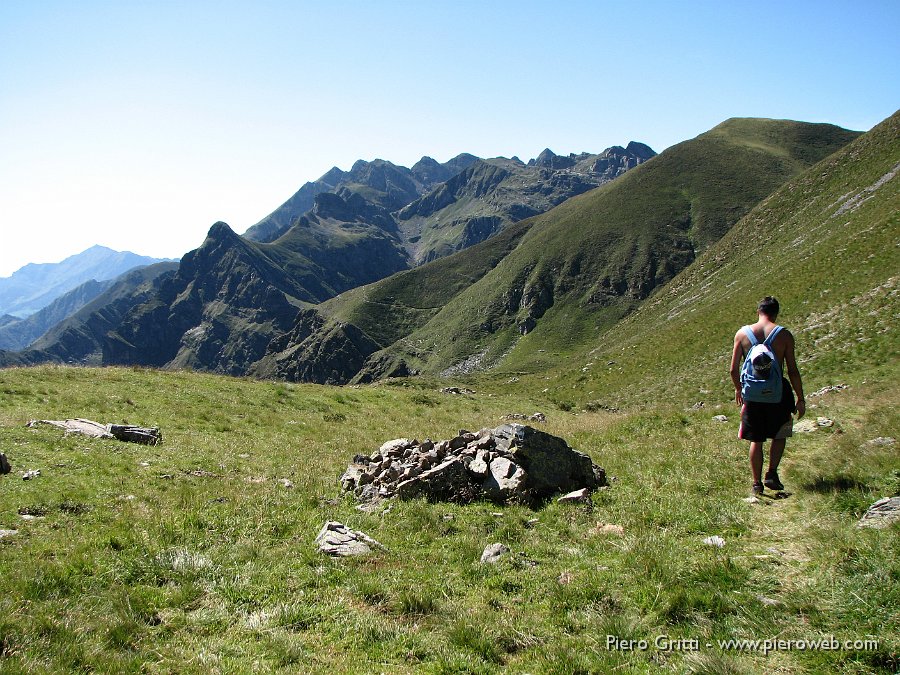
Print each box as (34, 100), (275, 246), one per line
(339, 424), (605, 505)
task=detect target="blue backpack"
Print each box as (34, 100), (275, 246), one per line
(740, 325), (783, 403)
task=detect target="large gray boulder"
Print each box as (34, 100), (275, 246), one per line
(340, 424), (605, 505)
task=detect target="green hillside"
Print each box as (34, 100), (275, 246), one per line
(537, 109), (899, 411)
(296, 118), (856, 383)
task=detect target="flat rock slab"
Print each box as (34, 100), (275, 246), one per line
(315, 521), (385, 557)
(857, 497), (900, 529)
(28, 419), (161, 445)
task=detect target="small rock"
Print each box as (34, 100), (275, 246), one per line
(743, 496), (760, 504)
(766, 547), (784, 556)
(238, 453), (250, 459)
(529, 412), (546, 423)
(279, 478), (295, 489)
(808, 384), (848, 398)
(757, 595), (782, 607)
(0, 529), (18, 538)
(22, 469), (41, 480)
(866, 436), (895, 447)
(480, 543), (509, 564)
(691, 402), (705, 410)
(591, 523), (624, 536)
(557, 488), (590, 504)
(525, 518), (539, 528)
(246, 476), (267, 484)
(702, 535), (726, 548)
(857, 496), (900, 529)
(712, 415), (728, 422)
(139, 461), (151, 467)
(793, 419), (818, 433)
(19, 514), (43, 521)
(816, 417), (834, 428)
(315, 521), (384, 557)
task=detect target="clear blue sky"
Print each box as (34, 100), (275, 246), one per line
(1, 0), (898, 277)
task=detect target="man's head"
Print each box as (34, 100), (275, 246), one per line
(757, 296), (780, 320)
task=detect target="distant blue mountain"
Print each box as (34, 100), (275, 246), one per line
(0, 245), (176, 317)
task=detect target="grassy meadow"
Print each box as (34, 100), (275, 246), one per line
(0, 365), (897, 673)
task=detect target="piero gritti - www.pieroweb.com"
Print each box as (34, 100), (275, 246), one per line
(606, 634), (879, 655)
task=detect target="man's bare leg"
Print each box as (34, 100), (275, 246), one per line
(767, 438), (786, 476)
(750, 441), (764, 485)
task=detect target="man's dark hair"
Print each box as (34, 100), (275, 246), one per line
(758, 296), (780, 319)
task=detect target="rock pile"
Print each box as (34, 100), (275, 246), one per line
(340, 424), (605, 505)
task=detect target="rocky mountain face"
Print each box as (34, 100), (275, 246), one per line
(0, 246), (174, 318)
(257, 119), (860, 384)
(242, 154), (479, 243)
(397, 144), (656, 264)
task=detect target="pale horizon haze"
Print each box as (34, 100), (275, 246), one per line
(1, 1), (898, 277)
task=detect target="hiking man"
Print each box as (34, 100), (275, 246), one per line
(730, 296), (806, 495)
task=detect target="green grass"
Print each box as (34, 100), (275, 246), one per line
(0, 364), (896, 672)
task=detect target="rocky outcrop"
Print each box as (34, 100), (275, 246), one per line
(339, 424), (605, 506)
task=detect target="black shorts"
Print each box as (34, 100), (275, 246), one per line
(739, 378), (795, 442)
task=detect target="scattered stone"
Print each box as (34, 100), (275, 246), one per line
(28, 419), (162, 445)
(246, 476), (267, 484)
(238, 453), (250, 459)
(794, 419), (819, 433)
(591, 523), (624, 537)
(0, 529), (18, 539)
(440, 387), (475, 395)
(808, 384), (848, 398)
(0, 453), (10, 475)
(857, 497), (900, 529)
(501, 412), (547, 423)
(480, 543), (509, 564)
(185, 469), (220, 478)
(712, 415), (728, 423)
(757, 595), (782, 607)
(341, 424), (605, 506)
(816, 417), (834, 428)
(315, 521), (385, 557)
(702, 535), (726, 548)
(557, 488), (591, 503)
(19, 514), (43, 521)
(279, 478), (295, 489)
(691, 402), (705, 410)
(22, 469), (40, 480)
(139, 461), (151, 467)
(743, 496), (760, 504)
(525, 518), (539, 528)
(865, 436), (895, 447)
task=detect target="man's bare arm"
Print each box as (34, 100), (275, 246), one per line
(783, 330), (806, 419)
(730, 332), (745, 406)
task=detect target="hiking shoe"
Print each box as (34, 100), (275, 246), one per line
(764, 472), (784, 491)
(752, 482), (765, 496)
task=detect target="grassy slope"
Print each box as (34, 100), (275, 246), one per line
(536, 110), (899, 412)
(371, 119), (859, 378)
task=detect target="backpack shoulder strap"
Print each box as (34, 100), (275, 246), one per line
(764, 325), (783, 346)
(742, 326), (759, 346)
